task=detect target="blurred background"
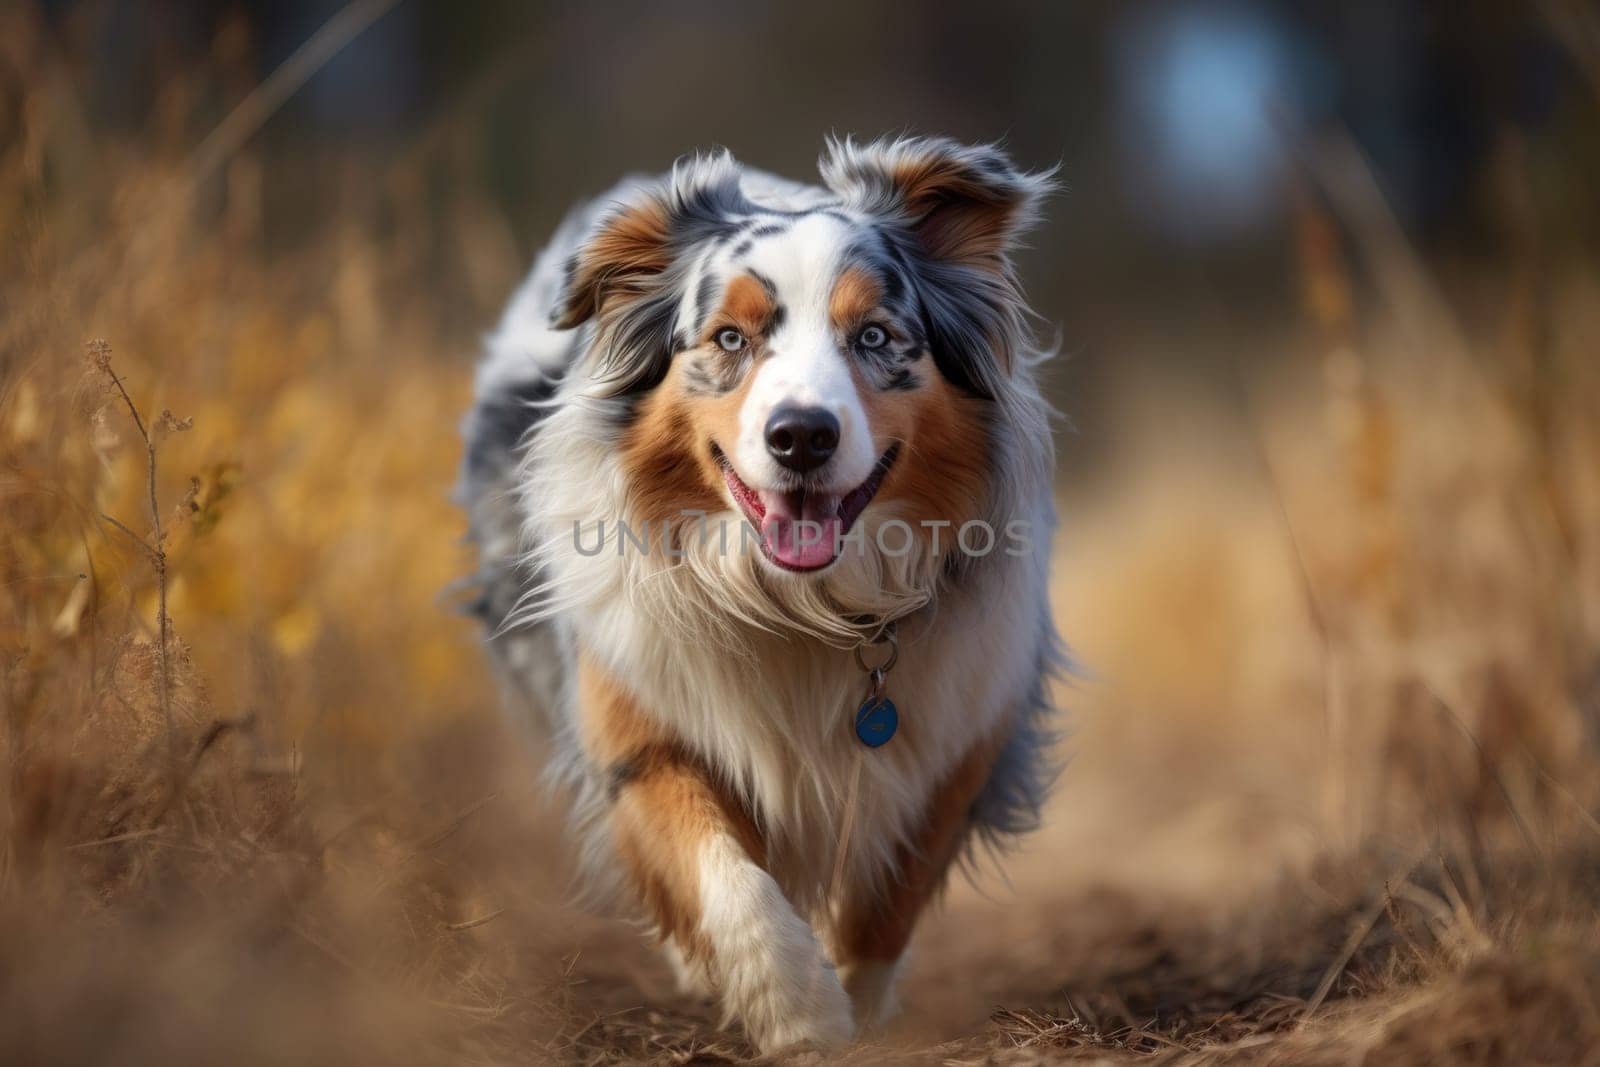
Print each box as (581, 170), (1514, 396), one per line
(33, 1), (1600, 437)
(4, 2), (1600, 1063)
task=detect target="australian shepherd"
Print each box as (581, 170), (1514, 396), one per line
(459, 135), (1064, 1052)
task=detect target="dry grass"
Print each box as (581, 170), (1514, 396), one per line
(5, 8), (1600, 1065)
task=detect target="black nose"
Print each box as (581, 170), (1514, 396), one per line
(765, 406), (839, 473)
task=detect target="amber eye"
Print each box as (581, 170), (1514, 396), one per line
(858, 324), (889, 350)
(716, 328), (746, 353)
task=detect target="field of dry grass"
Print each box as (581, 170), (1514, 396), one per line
(5, 11), (1600, 1064)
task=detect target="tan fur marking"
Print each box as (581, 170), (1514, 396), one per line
(617, 346), (762, 534)
(889, 156), (1014, 266)
(618, 379), (724, 532)
(580, 655), (765, 959)
(829, 266), (884, 334)
(832, 733), (1004, 963)
(711, 273), (779, 340)
(857, 369), (990, 542)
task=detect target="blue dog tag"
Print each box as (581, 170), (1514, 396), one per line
(855, 695), (898, 748)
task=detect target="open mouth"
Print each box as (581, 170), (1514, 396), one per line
(713, 444), (899, 573)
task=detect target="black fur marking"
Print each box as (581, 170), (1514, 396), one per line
(865, 224), (1010, 401)
(681, 356), (733, 397)
(747, 268), (778, 300)
(843, 226), (909, 306)
(462, 589), (494, 623)
(881, 364), (917, 391)
(748, 222), (787, 239)
(853, 341), (919, 392)
(592, 391), (645, 435)
(833, 230), (939, 391)
(464, 375), (560, 481)
(941, 544), (972, 586)
(877, 257), (907, 306)
(769, 303), (788, 332)
(606, 756), (645, 801)
(730, 238), (754, 258)
(456, 365), (571, 640)
(551, 253), (582, 325)
(694, 270), (720, 333)
(968, 618), (1069, 847)
(748, 205), (831, 219)
(594, 285), (683, 398)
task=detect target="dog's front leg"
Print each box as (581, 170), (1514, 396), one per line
(831, 734), (1004, 1031)
(580, 658), (854, 1053)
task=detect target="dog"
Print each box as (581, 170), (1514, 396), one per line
(458, 135), (1064, 1052)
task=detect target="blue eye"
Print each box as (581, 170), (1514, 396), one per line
(858, 325), (889, 349)
(716, 328), (746, 353)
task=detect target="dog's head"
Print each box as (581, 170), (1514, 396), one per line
(553, 136), (1054, 579)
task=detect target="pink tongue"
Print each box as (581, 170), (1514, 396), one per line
(758, 490), (842, 569)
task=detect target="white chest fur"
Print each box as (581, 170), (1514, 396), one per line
(569, 530), (1045, 917)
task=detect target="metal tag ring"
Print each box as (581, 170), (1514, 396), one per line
(853, 630), (899, 675)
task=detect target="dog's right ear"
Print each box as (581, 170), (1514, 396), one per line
(550, 153), (748, 396)
(552, 152), (746, 331)
(551, 195), (676, 330)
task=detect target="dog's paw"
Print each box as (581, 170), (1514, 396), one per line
(698, 840), (855, 1053)
(737, 952), (854, 1053)
(717, 909), (854, 1053)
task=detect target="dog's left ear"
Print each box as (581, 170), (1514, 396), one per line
(820, 136), (1053, 272)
